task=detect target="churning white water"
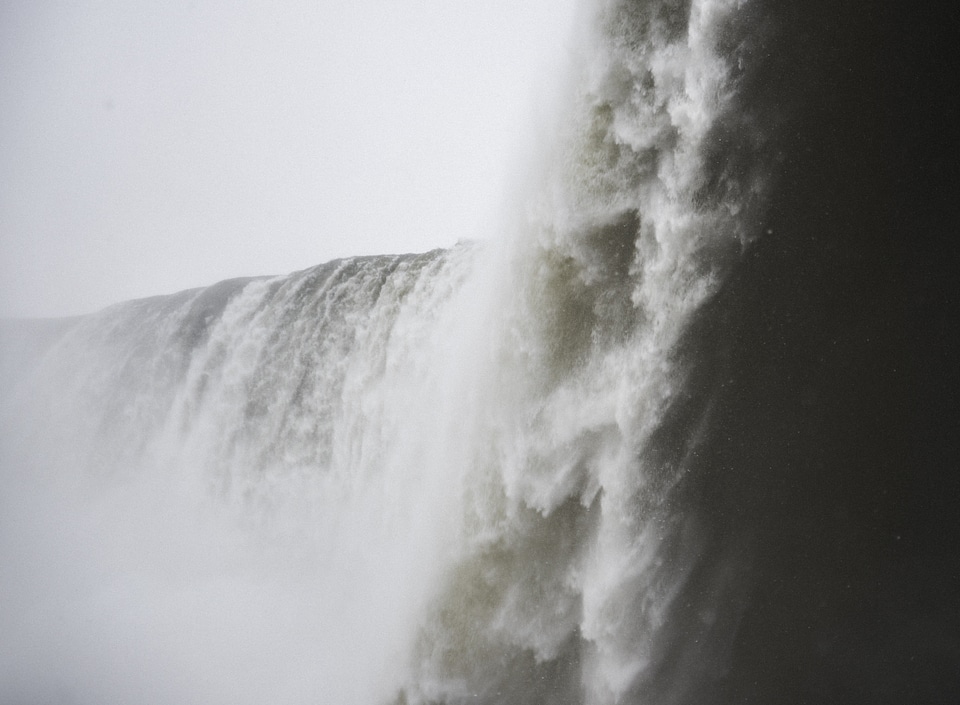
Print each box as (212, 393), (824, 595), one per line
(0, 1), (771, 703)
(2, 248), (493, 704)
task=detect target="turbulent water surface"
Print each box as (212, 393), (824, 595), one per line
(2, 1), (958, 704)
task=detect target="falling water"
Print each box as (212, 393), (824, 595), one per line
(3, 0), (959, 704)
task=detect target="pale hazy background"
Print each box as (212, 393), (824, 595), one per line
(0, 0), (579, 318)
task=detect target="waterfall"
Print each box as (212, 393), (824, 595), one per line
(3, 0), (959, 704)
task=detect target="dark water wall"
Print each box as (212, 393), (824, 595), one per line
(672, 1), (959, 702)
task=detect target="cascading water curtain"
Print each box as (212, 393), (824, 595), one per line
(0, 1), (782, 704)
(396, 0), (772, 703)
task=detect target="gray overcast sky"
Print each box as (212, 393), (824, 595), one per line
(0, 0), (579, 318)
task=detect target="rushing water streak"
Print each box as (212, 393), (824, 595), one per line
(3, 0), (959, 703)
(397, 2), (774, 703)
